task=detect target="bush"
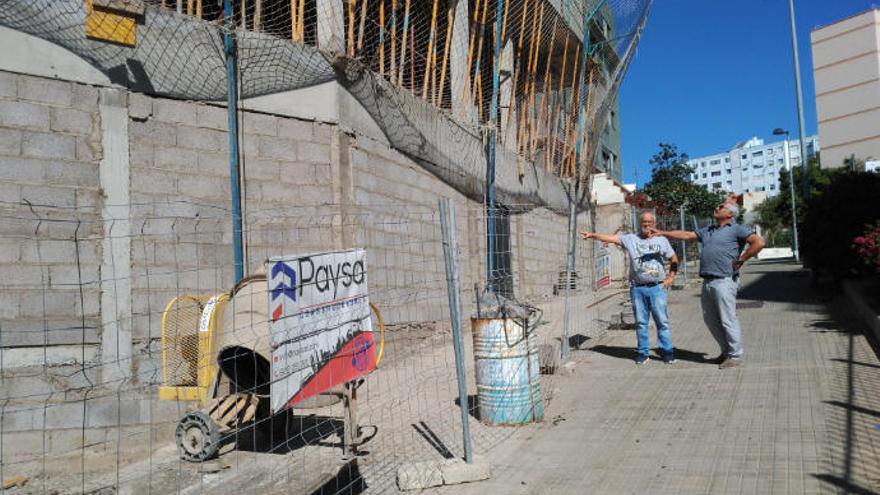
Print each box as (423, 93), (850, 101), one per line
(853, 223), (880, 274)
(800, 171), (880, 279)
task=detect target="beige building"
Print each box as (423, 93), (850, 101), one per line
(811, 8), (880, 169)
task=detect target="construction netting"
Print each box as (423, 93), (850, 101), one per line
(0, 0), (651, 194)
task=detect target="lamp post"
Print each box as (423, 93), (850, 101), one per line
(774, 128), (800, 262)
(786, 0), (810, 198)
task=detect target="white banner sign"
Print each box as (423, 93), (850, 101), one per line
(267, 249), (375, 413)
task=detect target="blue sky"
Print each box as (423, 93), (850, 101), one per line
(618, 0), (876, 186)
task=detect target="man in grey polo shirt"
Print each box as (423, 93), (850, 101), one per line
(651, 202), (765, 369)
(581, 212), (679, 365)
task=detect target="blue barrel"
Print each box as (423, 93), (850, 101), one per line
(471, 317), (543, 425)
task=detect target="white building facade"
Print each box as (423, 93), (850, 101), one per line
(687, 136), (820, 197)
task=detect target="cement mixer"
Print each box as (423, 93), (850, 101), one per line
(161, 249), (384, 462)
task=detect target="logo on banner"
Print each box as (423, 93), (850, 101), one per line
(270, 262), (297, 321)
(351, 333), (374, 372)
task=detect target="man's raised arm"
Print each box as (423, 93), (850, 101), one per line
(580, 231), (622, 246)
(649, 228), (698, 241)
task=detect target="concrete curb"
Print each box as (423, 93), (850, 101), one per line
(843, 279), (880, 345)
(397, 459), (490, 491)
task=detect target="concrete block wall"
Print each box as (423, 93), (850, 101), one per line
(0, 72), (103, 351)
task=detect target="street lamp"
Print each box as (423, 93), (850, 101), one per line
(774, 128), (800, 262)
(786, 0), (811, 199)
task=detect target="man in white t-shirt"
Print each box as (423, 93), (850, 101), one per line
(581, 212), (679, 364)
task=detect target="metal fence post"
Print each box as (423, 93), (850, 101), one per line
(223, 0), (244, 284)
(439, 198), (473, 464)
(678, 206), (688, 283)
(561, 183), (577, 360)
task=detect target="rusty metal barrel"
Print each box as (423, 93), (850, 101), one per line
(471, 310), (543, 425)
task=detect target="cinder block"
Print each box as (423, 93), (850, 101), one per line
(243, 157), (279, 180)
(153, 98), (197, 126)
(21, 132), (75, 160)
(177, 125), (226, 151)
(45, 402), (86, 430)
(196, 151), (228, 176)
(132, 168), (177, 195)
(313, 164), (332, 184)
(71, 84), (100, 111)
(47, 428), (84, 454)
(154, 146), (199, 172)
(43, 161), (99, 188)
(277, 163), (318, 186)
(21, 239), (79, 263)
(277, 119), (313, 140)
(0, 127), (22, 156)
(0, 100), (50, 129)
(129, 144), (154, 168)
(195, 104), (228, 131)
(177, 174), (229, 200)
(298, 141), (331, 164)
(129, 120), (176, 146)
(257, 135), (297, 160)
(0, 71), (16, 98)
(18, 289), (78, 318)
(17, 77), (72, 106)
(128, 92), (153, 120)
(241, 111), (277, 136)
(50, 108), (94, 136)
(313, 123), (332, 142)
(48, 263), (100, 287)
(76, 189), (101, 210)
(80, 138), (104, 164)
(397, 461), (443, 491)
(440, 459), (492, 485)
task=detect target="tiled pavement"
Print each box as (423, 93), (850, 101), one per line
(436, 260), (880, 494)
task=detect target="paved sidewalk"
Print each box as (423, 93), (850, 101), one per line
(437, 260), (880, 494)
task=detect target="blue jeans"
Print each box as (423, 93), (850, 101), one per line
(631, 284), (673, 359)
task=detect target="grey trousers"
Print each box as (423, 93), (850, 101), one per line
(701, 277), (743, 358)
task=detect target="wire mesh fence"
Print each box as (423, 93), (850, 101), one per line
(0, 196), (630, 493)
(0, 0), (651, 492)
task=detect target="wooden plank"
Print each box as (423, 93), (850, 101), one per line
(86, 2), (137, 47)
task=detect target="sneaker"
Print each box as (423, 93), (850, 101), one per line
(635, 355), (649, 365)
(663, 355), (677, 364)
(718, 357), (742, 369)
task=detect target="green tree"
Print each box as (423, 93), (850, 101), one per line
(754, 153), (833, 246)
(640, 143), (724, 217)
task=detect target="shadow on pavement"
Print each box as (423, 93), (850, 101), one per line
(737, 261), (832, 306)
(307, 459), (367, 495)
(590, 345), (715, 365)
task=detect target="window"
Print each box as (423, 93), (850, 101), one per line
(726, 169), (732, 175)
(752, 151), (764, 158)
(741, 154), (747, 160)
(778, 158), (784, 164)
(770, 185), (776, 190)
(711, 171), (721, 177)
(712, 182), (723, 189)
(754, 162), (763, 168)
(756, 186), (766, 192)
(727, 180), (733, 186)
(725, 157), (730, 163)
(767, 149), (774, 156)
(702, 173), (707, 178)
(710, 159), (721, 165)
(701, 162), (707, 168)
